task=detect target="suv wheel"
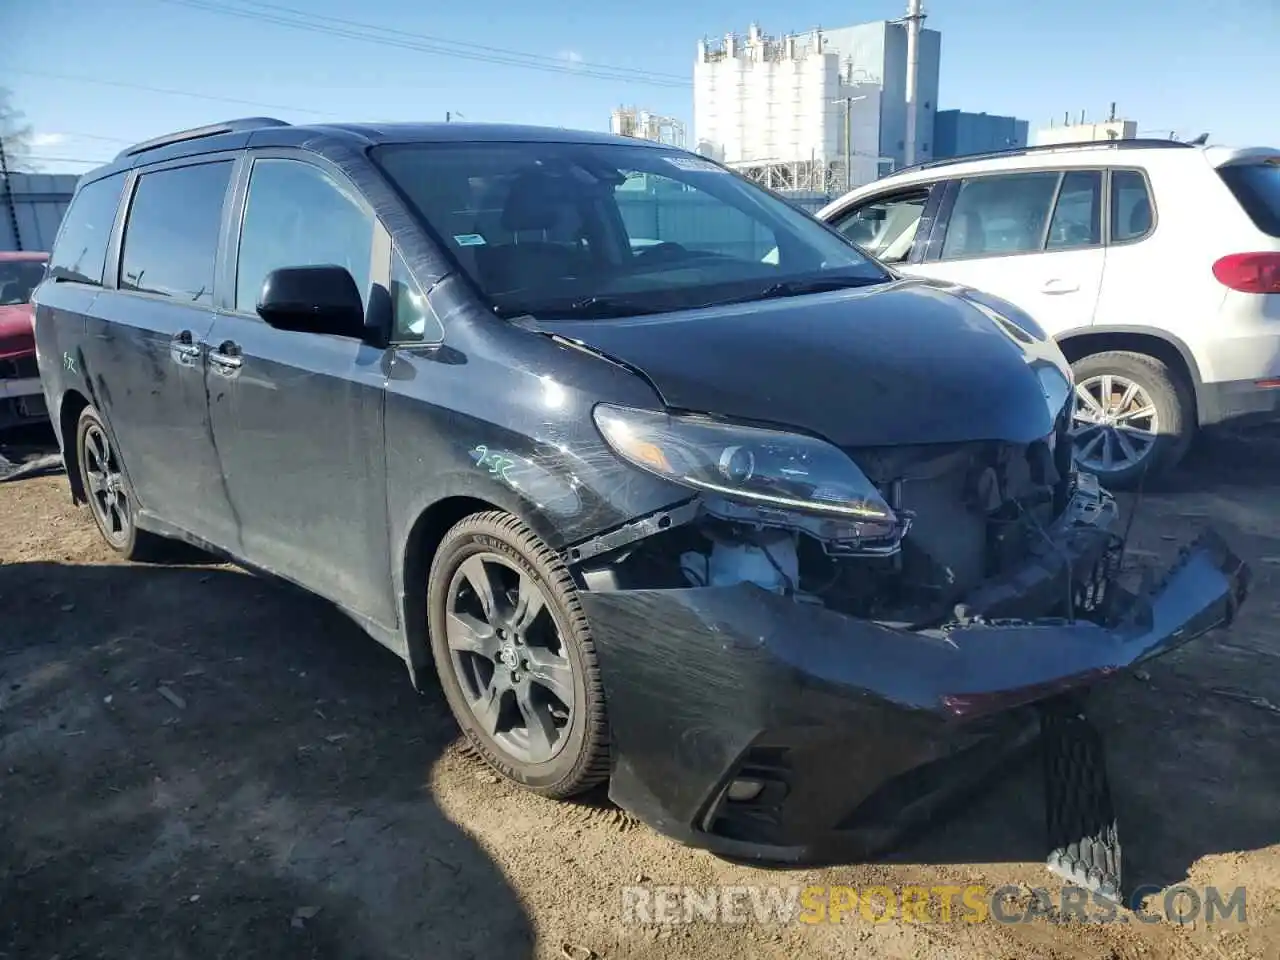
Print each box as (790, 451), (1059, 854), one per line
(1069, 351), (1194, 489)
(75, 405), (160, 559)
(427, 511), (611, 798)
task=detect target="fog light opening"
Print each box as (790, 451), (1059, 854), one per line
(726, 778), (765, 802)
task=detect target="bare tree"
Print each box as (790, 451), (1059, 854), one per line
(0, 88), (36, 175)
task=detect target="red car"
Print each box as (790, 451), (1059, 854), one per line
(0, 251), (49, 429)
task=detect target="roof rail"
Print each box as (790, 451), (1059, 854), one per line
(114, 117), (290, 161)
(891, 138), (1195, 178)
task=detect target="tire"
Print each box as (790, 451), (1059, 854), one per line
(74, 405), (161, 560)
(427, 510), (611, 798)
(1069, 350), (1195, 490)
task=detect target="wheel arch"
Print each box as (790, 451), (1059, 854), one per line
(398, 491), (567, 685)
(58, 389), (91, 504)
(1055, 326), (1203, 424)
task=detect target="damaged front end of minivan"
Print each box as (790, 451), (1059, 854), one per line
(562, 399), (1250, 900)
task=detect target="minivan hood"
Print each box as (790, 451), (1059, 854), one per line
(525, 279), (1071, 449)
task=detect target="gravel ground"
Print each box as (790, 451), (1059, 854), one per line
(2, 429), (1278, 960)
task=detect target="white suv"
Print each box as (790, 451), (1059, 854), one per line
(818, 140), (1280, 488)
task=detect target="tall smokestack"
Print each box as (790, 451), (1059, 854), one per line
(904, 0), (925, 165)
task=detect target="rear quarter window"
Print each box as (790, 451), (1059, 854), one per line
(1219, 161), (1280, 238)
(48, 174), (126, 285)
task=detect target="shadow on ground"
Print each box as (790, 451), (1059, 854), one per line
(0, 560), (533, 960)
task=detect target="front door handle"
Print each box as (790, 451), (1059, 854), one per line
(1041, 278), (1079, 295)
(208, 340), (243, 372)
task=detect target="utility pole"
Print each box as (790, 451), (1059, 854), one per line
(831, 95), (867, 191)
(903, 0), (925, 167)
(0, 137), (20, 252)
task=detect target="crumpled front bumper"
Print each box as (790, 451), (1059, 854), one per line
(578, 506), (1250, 863)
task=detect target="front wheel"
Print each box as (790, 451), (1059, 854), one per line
(427, 511), (611, 798)
(1069, 351), (1195, 489)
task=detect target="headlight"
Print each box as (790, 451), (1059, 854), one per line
(593, 404), (899, 535)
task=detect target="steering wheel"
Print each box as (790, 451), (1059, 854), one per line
(632, 241), (689, 265)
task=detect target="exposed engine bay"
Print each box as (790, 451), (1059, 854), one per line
(573, 419), (1112, 629)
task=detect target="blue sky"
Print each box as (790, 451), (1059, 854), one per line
(3, 0), (1276, 173)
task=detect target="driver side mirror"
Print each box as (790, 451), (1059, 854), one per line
(257, 265), (367, 340)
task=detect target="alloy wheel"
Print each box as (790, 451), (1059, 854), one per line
(445, 552), (575, 764)
(1070, 373), (1161, 474)
(82, 422), (132, 547)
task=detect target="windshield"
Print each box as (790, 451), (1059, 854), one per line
(0, 260), (47, 307)
(372, 141), (888, 318)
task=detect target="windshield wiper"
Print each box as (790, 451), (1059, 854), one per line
(701, 274), (887, 308)
(558, 295), (663, 319)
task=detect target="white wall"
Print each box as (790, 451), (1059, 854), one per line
(1032, 120), (1138, 146)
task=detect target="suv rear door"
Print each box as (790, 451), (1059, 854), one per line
(204, 152), (396, 627)
(912, 169), (1106, 337)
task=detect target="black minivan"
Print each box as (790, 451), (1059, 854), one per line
(34, 118), (1247, 880)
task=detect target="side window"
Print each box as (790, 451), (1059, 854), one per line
(235, 159), (374, 315)
(1111, 170), (1154, 243)
(48, 174), (126, 286)
(390, 249), (442, 343)
(120, 162), (233, 303)
(833, 189), (930, 263)
(1046, 171), (1102, 249)
(940, 171), (1059, 260)
(613, 172), (777, 261)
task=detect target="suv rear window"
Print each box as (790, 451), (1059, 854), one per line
(1219, 161), (1280, 238)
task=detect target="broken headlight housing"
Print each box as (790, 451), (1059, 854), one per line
(593, 403), (903, 544)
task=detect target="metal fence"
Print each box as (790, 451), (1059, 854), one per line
(0, 173), (78, 252)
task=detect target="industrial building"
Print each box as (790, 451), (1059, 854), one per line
(693, 9), (939, 193)
(1032, 116), (1138, 146)
(933, 110), (1029, 159)
(609, 107), (687, 148)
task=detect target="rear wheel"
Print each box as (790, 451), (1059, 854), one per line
(1069, 351), (1194, 489)
(75, 406), (157, 559)
(427, 511), (610, 798)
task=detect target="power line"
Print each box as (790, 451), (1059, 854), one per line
(35, 131), (133, 144)
(10, 68), (344, 118)
(22, 155), (108, 165)
(232, 0), (690, 83)
(157, 0), (691, 88)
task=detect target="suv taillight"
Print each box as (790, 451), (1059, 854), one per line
(1212, 252), (1280, 293)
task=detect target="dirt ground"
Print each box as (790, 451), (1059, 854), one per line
(2, 429), (1279, 960)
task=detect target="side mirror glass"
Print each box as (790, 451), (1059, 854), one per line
(257, 265), (366, 339)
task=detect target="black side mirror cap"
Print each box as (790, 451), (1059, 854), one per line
(257, 265), (367, 340)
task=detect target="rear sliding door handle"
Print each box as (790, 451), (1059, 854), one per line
(208, 340), (243, 371)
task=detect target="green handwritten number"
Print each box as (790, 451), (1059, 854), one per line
(470, 446), (518, 484)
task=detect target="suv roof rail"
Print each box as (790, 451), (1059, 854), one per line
(114, 117), (291, 161)
(890, 138), (1196, 178)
